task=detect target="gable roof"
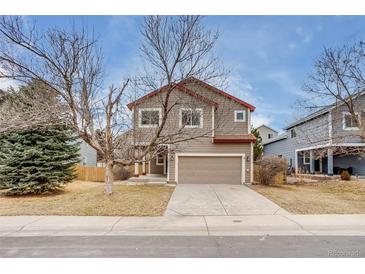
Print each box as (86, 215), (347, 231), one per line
(284, 91), (365, 130)
(256, 124), (278, 133)
(263, 133), (288, 145)
(284, 107), (330, 130)
(126, 77), (256, 111)
(126, 83), (218, 110)
(180, 77), (256, 111)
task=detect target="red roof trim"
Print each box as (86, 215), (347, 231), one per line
(213, 138), (256, 144)
(175, 84), (218, 108)
(180, 77), (256, 112)
(126, 83), (218, 110)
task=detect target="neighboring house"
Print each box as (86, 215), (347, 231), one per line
(256, 124), (278, 143)
(79, 140), (97, 167)
(263, 95), (365, 176)
(127, 77), (256, 184)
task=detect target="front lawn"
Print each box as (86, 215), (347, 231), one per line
(251, 180), (365, 214)
(0, 181), (175, 216)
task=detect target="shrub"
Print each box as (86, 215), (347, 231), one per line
(113, 164), (131, 180)
(340, 170), (351, 181)
(254, 156), (287, 185)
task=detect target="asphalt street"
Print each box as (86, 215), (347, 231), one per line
(1, 235), (365, 257)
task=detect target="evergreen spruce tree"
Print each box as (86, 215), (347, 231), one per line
(0, 126), (80, 195)
(251, 128), (264, 161)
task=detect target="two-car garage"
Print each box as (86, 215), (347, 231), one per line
(176, 154), (246, 185)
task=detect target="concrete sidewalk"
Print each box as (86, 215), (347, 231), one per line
(1, 215), (365, 236)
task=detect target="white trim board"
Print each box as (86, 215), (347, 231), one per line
(295, 142), (365, 152)
(250, 142), (254, 183)
(211, 105), (215, 139)
(234, 110), (246, 122)
(174, 153), (246, 184)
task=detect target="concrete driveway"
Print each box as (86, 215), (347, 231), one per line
(165, 184), (289, 216)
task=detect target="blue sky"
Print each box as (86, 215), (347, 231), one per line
(20, 16), (365, 131)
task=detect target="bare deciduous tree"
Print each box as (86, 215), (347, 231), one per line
(0, 80), (66, 131)
(126, 16), (228, 171)
(296, 42), (365, 157)
(0, 16), (129, 194)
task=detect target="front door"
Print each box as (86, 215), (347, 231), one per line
(314, 159), (320, 172)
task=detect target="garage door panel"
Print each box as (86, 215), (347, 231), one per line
(178, 156), (242, 184)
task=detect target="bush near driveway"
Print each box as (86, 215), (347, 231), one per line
(254, 156), (287, 185)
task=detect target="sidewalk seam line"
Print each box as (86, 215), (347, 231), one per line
(203, 216), (210, 236)
(14, 216), (47, 234)
(281, 215), (316, 236)
(104, 217), (123, 235)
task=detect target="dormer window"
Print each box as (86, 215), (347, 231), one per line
(139, 108), (161, 128)
(234, 110), (246, 122)
(180, 108), (203, 128)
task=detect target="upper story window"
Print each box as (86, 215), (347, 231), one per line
(139, 108), (161, 128)
(234, 110), (246, 122)
(268, 133), (273, 139)
(343, 112), (360, 130)
(290, 129), (297, 138)
(180, 108), (203, 128)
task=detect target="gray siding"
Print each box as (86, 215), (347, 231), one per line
(79, 140), (97, 167)
(331, 94), (365, 144)
(333, 155), (365, 176)
(149, 157), (164, 174)
(264, 95), (365, 175)
(263, 138), (294, 165)
(257, 126), (278, 143)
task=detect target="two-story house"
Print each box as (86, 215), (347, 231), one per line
(263, 95), (365, 177)
(126, 77), (256, 184)
(256, 124), (278, 144)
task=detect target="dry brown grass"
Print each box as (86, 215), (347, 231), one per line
(0, 181), (175, 216)
(251, 180), (365, 214)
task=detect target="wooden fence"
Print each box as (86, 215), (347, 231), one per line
(75, 163), (149, 182)
(75, 165), (105, 182)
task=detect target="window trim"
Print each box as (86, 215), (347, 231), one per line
(138, 108), (162, 128)
(234, 110), (246, 122)
(179, 108), (203, 128)
(156, 154), (165, 166)
(342, 111), (360, 131)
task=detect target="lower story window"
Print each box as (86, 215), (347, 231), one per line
(156, 154), (165, 166)
(303, 151), (310, 164)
